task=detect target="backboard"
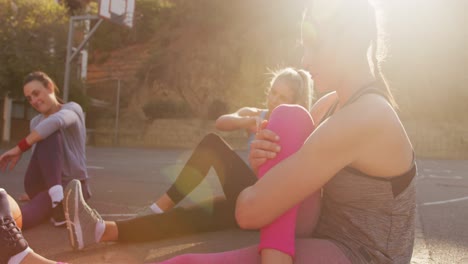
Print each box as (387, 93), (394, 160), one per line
(99, 0), (135, 28)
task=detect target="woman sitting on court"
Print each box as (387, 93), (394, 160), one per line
(63, 67), (320, 253)
(146, 0), (417, 263)
(0, 71), (90, 230)
(136, 67), (315, 216)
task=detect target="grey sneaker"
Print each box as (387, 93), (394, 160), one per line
(64, 179), (103, 250)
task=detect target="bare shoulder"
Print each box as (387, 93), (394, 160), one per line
(297, 93), (398, 182)
(324, 94), (398, 141)
(348, 93), (398, 127)
(333, 94), (413, 176)
(312, 94), (401, 155)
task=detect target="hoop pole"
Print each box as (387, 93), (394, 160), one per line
(63, 16), (102, 102)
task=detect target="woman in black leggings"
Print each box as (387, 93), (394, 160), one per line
(64, 67), (314, 250)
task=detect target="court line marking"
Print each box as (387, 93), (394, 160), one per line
(422, 196), (468, 206)
(87, 166), (104, 170)
(101, 213), (136, 217)
(428, 175), (462, 180)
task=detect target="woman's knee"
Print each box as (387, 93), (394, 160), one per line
(270, 104), (313, 127)
(200, 133), (231, 151)
(267, 104), (314, 146)
(201, 133), (222, 144)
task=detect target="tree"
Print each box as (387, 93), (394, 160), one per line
(0, 0), (69, 98)
(61, 0), (92, 14)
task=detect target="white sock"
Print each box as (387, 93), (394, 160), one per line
(8, 247), (33, 264)
(48, 185), (64, 207)
(95, 220), (105, 243)
(150, 203), (164, 214)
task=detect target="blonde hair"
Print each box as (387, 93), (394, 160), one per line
(267, 67), (313, 111)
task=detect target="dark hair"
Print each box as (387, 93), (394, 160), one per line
(23, 71), (64, 103)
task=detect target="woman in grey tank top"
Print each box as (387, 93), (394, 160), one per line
(240, 0), (416, 263)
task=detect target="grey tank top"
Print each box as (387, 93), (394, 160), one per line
(314, 85), (416, 263)
(314, 166), (416, 263)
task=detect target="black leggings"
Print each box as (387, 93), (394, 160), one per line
(116, 133), (257, 242)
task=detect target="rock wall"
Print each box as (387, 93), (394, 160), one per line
(90, 119), (248, 150)
(90, 118), (468, 159)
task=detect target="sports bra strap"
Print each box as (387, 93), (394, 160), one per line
(319, 81), (389, 125)
(342, 85), (389, 108)
(318, 100), (339, 125)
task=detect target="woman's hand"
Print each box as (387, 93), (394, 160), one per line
(0, 146), (22, 172)
(248, 120), (281, 173)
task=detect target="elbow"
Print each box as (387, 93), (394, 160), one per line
(235, 187), (264, 230)
(215, 117), (230, 131)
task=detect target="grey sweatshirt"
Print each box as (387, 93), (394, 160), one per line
(30, 102), (88, 182)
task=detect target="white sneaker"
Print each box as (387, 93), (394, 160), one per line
(64, 180), (103, 250)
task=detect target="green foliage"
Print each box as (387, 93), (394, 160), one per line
(89, 0), (172, 54)
(63, 0), (91, 14)
(142, 99), (192, 120)
(0, 0), (69, 98)
(69, 78), (90, 111)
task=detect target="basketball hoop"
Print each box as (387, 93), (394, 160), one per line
(99, 0), (135, 28)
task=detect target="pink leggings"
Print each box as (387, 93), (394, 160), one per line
(256, 104), (315, 257)
(154, 239), (350, 264)
(153, 105), (350, 264)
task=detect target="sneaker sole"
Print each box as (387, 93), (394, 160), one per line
(65, 181), (84, 250)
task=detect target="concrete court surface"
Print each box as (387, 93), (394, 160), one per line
(0, 146), (467, 263)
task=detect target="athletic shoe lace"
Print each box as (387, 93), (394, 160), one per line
(0, 217), (22, 247)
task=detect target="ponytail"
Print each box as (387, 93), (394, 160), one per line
(296, 69), (313, 111)
(268, 67), (314, 111)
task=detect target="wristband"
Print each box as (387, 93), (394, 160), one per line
(17, 138), (32, 152)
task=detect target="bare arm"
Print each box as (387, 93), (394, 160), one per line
(0, 103), (82, 171)
(237, 97), (387, 229)
(0, 130), (42, 171)
(248, 93), (337, 173)
(215, 107), (264, 132)
(33, 105), (81, 139)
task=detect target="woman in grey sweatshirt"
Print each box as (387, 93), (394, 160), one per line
(0, 71), (90, 229)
